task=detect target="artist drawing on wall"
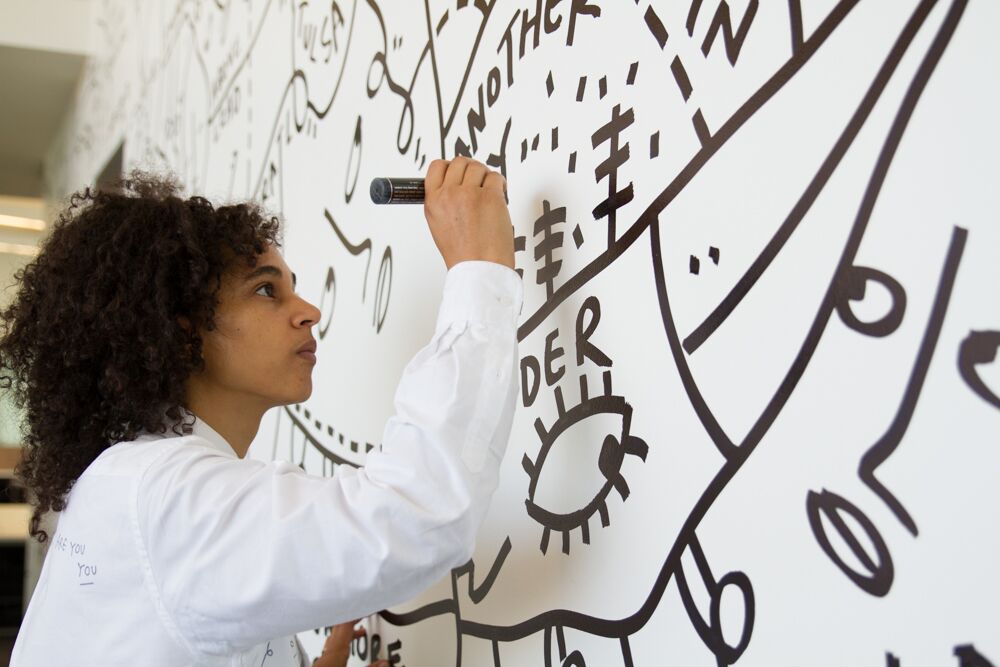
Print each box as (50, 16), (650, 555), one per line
(18, 0), (1000, 664)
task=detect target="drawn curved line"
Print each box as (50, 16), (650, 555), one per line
(281, 406), (359, 468)
(859, 227), (967, 537)
(207, 0), (275, 124)
(365, 0), (432, 155)
(379, 598), (457, 626)
(435, 1), (496, 139)
(957, 331), (1000, 410)
(439, 0), (965, 643)
(422, 0), (446, 158)
(517, 0), (863, 343)
(806, 488), (894, 596)
(834, 266), (907, 338)
(324, 208), (373, 300)
(453, 537), (512, 604)
(291, 0), (358, 121)
(250, 2), (358, 196)
(681, 0), (940, 355)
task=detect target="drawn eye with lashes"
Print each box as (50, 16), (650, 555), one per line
(521, 370), (648, 555)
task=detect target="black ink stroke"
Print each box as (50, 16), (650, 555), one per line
(324, 208), (373, 301)
(806, 489), (894, 597)
(858, 226), (966, 538)
(675, 535), (754, 665)
(957, 330), (1000, 411)
(681, 0), (941, 355)
(833, 265), (907, 338)
(522, 382), (648, 555)
(519, 0), (862, 342)
(955, 645), (997, 667)
(372, 0), (968, 652)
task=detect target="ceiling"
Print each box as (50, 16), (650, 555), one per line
(0, 0), (92, 198)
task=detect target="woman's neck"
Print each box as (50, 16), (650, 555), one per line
(183, 384), (269, 458)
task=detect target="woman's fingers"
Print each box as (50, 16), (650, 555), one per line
(462, 160), (488, 187)
(425, 159), (449, 191)
(483, 171), (506, 198)
(442, 156), (471, 186)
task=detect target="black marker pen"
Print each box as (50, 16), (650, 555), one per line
(369, 177), (509, 205)
(369, 178), (424, 204)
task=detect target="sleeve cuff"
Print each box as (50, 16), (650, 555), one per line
(435, 261), (524, 331)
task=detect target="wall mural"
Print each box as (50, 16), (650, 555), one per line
(46, 0), (1000, 664)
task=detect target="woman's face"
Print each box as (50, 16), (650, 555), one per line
(195, 245), (322, 409)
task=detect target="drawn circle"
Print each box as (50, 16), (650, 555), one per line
(345, 116), (363, 203)
(396, 96), (415, 154)
(708, 571), (754, 664)
(366, 53), (387, 97)
(318, 267), (336, 339)
(373, 247), (392, 333)
(291, 72), (309, 131)
(833, 265), (906, 338)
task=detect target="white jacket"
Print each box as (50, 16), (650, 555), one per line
(11, 261), (523, 665)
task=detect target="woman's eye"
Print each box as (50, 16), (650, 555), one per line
(255, 283), (276, 298)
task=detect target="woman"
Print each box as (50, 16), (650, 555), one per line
(2, 158), (520, 665)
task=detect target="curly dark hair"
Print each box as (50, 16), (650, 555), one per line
(0, 172), (281, 541)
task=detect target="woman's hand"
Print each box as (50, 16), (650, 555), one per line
(311, 620), (389, 667)
(423, 157), (515, 270)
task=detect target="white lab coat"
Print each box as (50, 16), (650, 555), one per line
(11, 261), (523, 666)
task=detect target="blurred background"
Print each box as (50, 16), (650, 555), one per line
(0, 2), (93, 662)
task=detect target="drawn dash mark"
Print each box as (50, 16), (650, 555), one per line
(546, 71), (554, 97)
(645, 6), (669, 48)
(650, 131), (660, 158)
(568, 151), (577, 173)
(436, 10), (449, 35)
(626, 61), (638, 85)
(692, 109), (711, 146)
(599, 76), (608, 98)
(671, 56), (693, 100)
(576, 76), (587, 101)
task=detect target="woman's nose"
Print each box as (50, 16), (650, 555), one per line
(294, 296), (322, 328)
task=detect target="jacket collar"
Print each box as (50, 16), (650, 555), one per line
(188, 415), (238, 459)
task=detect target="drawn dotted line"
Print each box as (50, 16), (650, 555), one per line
(292, 403), (377, 454)
(638, 1), (711, 146)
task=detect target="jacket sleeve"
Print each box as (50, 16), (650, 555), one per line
(134, 261), (523, 657)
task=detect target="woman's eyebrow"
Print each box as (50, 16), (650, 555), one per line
(244, 265), (297, 288)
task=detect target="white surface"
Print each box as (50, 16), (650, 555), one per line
(41, 1), (1000, 665)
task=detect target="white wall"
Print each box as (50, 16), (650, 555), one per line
(43, 1), (1000, 665)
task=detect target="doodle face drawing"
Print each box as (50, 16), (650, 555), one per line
(45, 0), (1000, 664)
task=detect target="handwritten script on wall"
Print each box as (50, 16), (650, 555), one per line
(47, 1), (1000, 664)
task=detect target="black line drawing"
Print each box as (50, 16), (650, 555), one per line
(50, 0), (1000, 663)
